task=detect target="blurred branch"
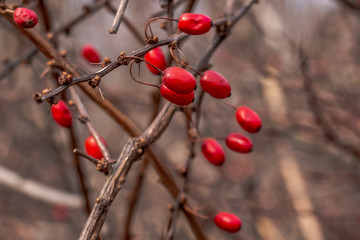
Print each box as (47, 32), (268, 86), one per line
(0, 47), (37, 81)
(299, 46), (360, 160)
(70, 127), (92, 214)
(335, 0), (360, 11)
(37, 0), (51, 32)
(0, 165), (83, 208)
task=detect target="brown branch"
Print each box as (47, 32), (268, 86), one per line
(52, 0), (109, 37)
(0, 47), (37, 81)
(79, 103), (178, 240)
(123, 158), (148, 240)
(70, 127), (92, 214)
(37, 0), (51, 32)
(38, 16), (234, 102)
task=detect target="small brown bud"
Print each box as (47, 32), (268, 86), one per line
(59, 50), (67, 58)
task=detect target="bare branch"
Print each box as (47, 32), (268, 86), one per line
(108, 0), (130, 34)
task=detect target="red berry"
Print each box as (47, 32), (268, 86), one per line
(235, 106), (262, 133)
(85, 136), (107, 160)
(160, 84), (194, 106)
(225, 133), (253, 153)
(162, 67), (196, 94)
(144, 47), (167, 75)
(13, 7), (38, 28)
(214, 212), (242, 233)
(201, 139), (225, 166)
(81, 45), (101, 64)
(200, 70), (231, 99)
(178, 13), (212, 35)
(51, 100), (72, 128)
(51, 204), (69, 222)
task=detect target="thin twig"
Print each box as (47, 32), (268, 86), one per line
(105, 1), (143, 44)
(70, 128), (92, 214)
(109, 0), (129, 34)
(0, 47), (37, 81)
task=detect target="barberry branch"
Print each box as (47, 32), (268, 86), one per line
(79, 103), (178, 240)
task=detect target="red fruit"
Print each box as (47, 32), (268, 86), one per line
(214, 212), (242, 233)
(178, 13), (212, 35)
(225, 133), (253, 153)
(160, 84), (194, 106)
(81, 45), (101, 64)
(162, 67), (196, 94)
(51, 204), (69, 222)
(85, 136), (107, 160)
(201, 139), (225, 166)
(13, 7), (38, 28)
(200, 70), (231, 99)
(144, 47), (167, 75)
(51, 100), (72, 128)
(235, 106), (262, 133)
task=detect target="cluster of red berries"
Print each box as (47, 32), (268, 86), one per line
(142, 13), (255, 233)
(202, 106), (261, 166)
(49, 12), (258, 235)
(202, 106), (261, 233)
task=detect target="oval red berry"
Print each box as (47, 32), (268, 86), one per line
(162, 67), (196, 94)
(160, 84), (194, 106)
(85, 136), (107, 160)
(51, 100), (72, 128)
(201, 139), (225, 166)
(235, 106), (262, 133)
(81, 45), (101, 64)
(144, 47), (167, 75)
(200, 70), (231, 99)
(178, 13), (212, 35)
(214, 212), (242, 233)
(226, 133), (253, 153)
(13, 7), (38, 28)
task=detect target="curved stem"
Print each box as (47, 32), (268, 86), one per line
(169, 43), (202, 75)
(145, 16), (178, 39)
(129, 60), (160, 88)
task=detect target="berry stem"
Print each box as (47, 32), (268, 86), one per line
(144, 17), (178, 40)
(129, 59), (160, 88)
(169, 42), (202, 75)
(222, 99), (237, 110)
(4, 9), (14, 14)
(73, 148), (101, 165)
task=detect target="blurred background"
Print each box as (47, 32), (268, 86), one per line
(0, 0), (359, 239)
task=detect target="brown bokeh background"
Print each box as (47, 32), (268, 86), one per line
(0, 0), (359, 239)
